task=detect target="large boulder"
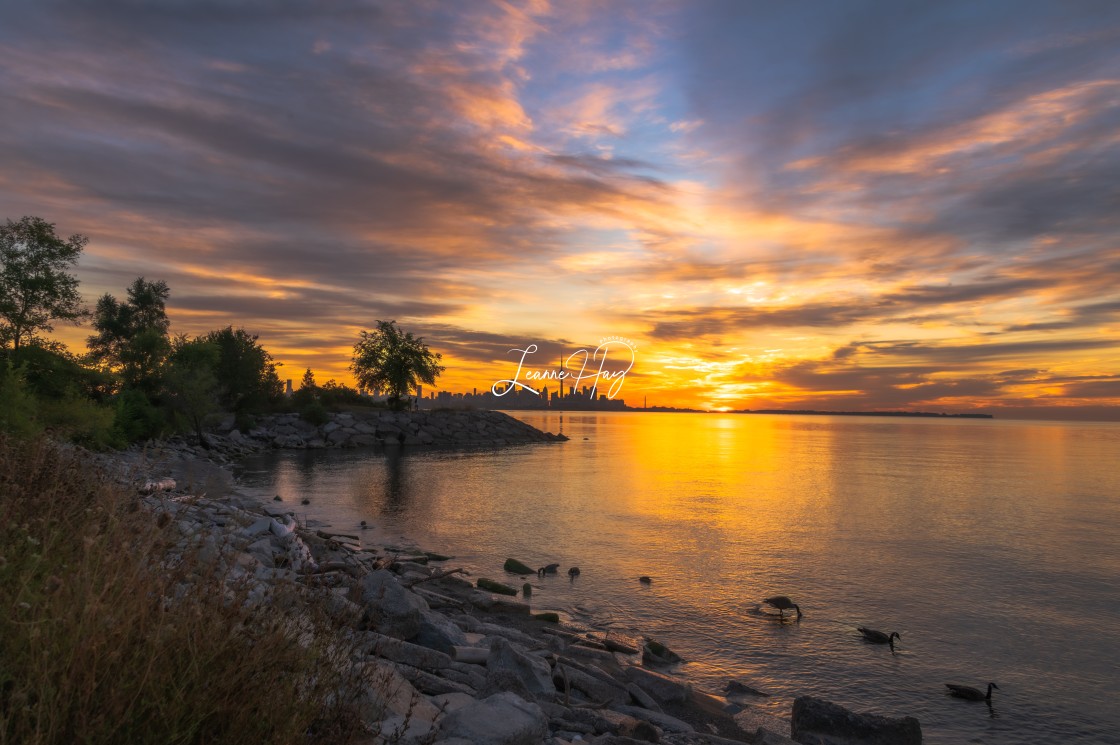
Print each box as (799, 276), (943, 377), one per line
(486, 637), (556, 700)
(358, 569), (429, 640)
(415, 610), (470, 655)
(553, 663), (629, 706)
(356, 660), (442, 743)
(791, 696), (922, 745)
(436, 691), (548, 745)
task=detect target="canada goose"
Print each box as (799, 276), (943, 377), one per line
(537, 563), (559, 577)
(568, 566), (581, 579)
(858, 627), (901, 652)
(763, 596), (802, 619)
(945, 682), (999, 701)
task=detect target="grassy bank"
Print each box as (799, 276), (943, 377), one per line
(0, 435), (369, 745)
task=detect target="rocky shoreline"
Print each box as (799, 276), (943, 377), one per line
(200, 409), (567, 458)
(108, 413), (921, 745)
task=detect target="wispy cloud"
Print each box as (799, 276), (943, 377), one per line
(1, 0), (1118, 417)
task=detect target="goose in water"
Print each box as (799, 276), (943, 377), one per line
(945, 682), (999, 701)
(858, 627), (901, 652)
(763, 596), (802, 620)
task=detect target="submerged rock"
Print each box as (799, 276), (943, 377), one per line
(642, 639), (682, 667)
(503, 558), (535, 575)
(726, 679), (770, 697)
(477, 577), (519, 596)
(791, 695), (922, 745)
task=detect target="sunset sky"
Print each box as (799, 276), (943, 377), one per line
(3, 1), (1119, 418)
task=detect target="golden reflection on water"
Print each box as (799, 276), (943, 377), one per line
(240, 413), (1120, 745)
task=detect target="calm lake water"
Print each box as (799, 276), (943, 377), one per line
(236, 412), (1120, 744)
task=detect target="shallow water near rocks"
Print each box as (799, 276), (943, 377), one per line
(235, 411), (1120, 744)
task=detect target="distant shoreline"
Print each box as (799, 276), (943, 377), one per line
(736, 409), (994, 419)
(495, 405), (994, 419)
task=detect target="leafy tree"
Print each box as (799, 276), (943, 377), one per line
(290, 367), (318, 410)
(0, 216), (89, 351)
(350, 320), (443, 410)
(87, 277), (171, 392)
(201, 326), (283, 422)
(163, 335), (221, 443)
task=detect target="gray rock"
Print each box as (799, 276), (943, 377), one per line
(436, 691), (549, 745)
(618, 717), (661, 742)
(487, 637), (556, 700)
(366, 632), (458, 671)
(467, 590), (531, 615)
(246, 537), (275, 566)
(791, 696), (922, 745)
(322, 590), (362, 624)
(623, 666), (691, 704)
(272, 434), (304, 448)
(241, 516), (272, 538)
(358, 659), (442, 743)
(416, 610), (471, 655)
(554, 663), (629, 705)
(471, 621), (540, 648)
(479, 668), (537, 701)
(431, 691), (476, 715)
(625, 682), (663, 712)
(360, 569), (429, 640)
(611, 705), (694, 734)
(754, 728), (799, 745)
(394, 662), (479, 697)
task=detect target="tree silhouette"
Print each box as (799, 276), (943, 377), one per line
(350, 321), (443, 410)
(0, 216), (88, 351)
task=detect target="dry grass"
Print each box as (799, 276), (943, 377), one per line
(0, 435), (370, 745)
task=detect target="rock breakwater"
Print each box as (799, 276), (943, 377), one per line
(177, 409), (566, 461)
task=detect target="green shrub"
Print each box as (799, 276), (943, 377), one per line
(318, 381), (372, 409)
(0, 363), (41, 439)
(299, 400), (331, 426)
(37, 392), (120, 450)
(111, 388), (166, 444)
